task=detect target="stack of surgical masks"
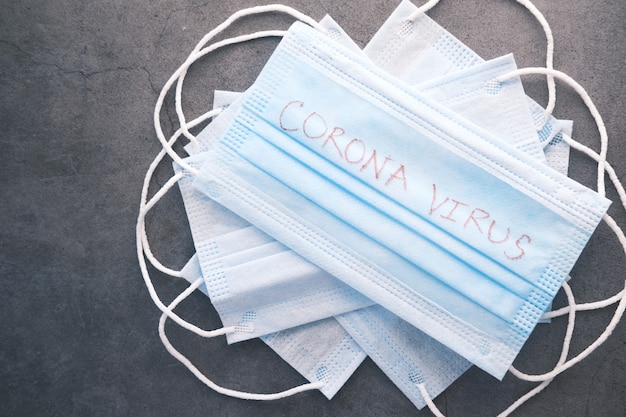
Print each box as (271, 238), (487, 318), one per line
(137, 1), (626, 415)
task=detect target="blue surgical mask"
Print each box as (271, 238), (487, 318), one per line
(183, 48), (545, 344)
(170, 5), (571, 403)
(192, 21), (610, 379)
(183, 54), (542, 404)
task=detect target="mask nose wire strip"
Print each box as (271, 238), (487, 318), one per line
(497, 67), (608, 197)
(158, 277), (326, 400)
(418, 280), (578, 417)
(154, 4), (325, 175)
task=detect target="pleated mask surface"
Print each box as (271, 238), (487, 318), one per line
(192, 22), (610, 378)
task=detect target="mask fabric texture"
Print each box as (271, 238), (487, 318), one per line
(192, 22), (610, 379)
(336, 305), (472, 409)
(178, 254), (366, 399)
(365, 0), (571, 167)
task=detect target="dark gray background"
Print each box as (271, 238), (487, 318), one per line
(2, 0), (625, 416)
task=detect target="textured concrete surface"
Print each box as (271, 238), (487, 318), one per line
(1, 0), (625, 416)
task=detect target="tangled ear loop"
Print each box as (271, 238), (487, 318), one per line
(138, 4), (335, 401)
(409, 1), (622, 413)
(157, 277), (325, 400)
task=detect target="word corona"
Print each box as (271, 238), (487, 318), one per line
(279, 100), (408, 190)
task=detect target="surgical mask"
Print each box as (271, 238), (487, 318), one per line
(154, 15), (374, 401)
(174, 21), (562, 404)
(190, 52), (541, 403)
(142, 2), (626, 414)
(191, 21), (610, 379)
(178, 253), (366, 399)
(177, 25), (496, 405)
(364, 0), (572, 165)
(182, 49), (547, 343)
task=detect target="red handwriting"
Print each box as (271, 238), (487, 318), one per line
(279, 100), (407, 191)
(429, 184), (531, 261)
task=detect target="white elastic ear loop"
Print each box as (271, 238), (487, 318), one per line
(497, 67), (608, 196)
(407, 0), (441, 20)
(416, 383), (445, 417)
(140, 171), (186, 277)
(416, 280), (578, 417)
(509, 213), (626, 382)
(173, 30), (286, 153)
(561, 133), (626, 211)
(513, 0), (556, 127)
(543, 289), (625, 320)
(496, 280), (577, 417)
(155, 5), (324, 174)
(541, 133), (626, 321)
(158, 277), (325, 400)
(139, 108), (220, 278)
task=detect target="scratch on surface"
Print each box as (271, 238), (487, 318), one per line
(0, 38), (158, 87)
